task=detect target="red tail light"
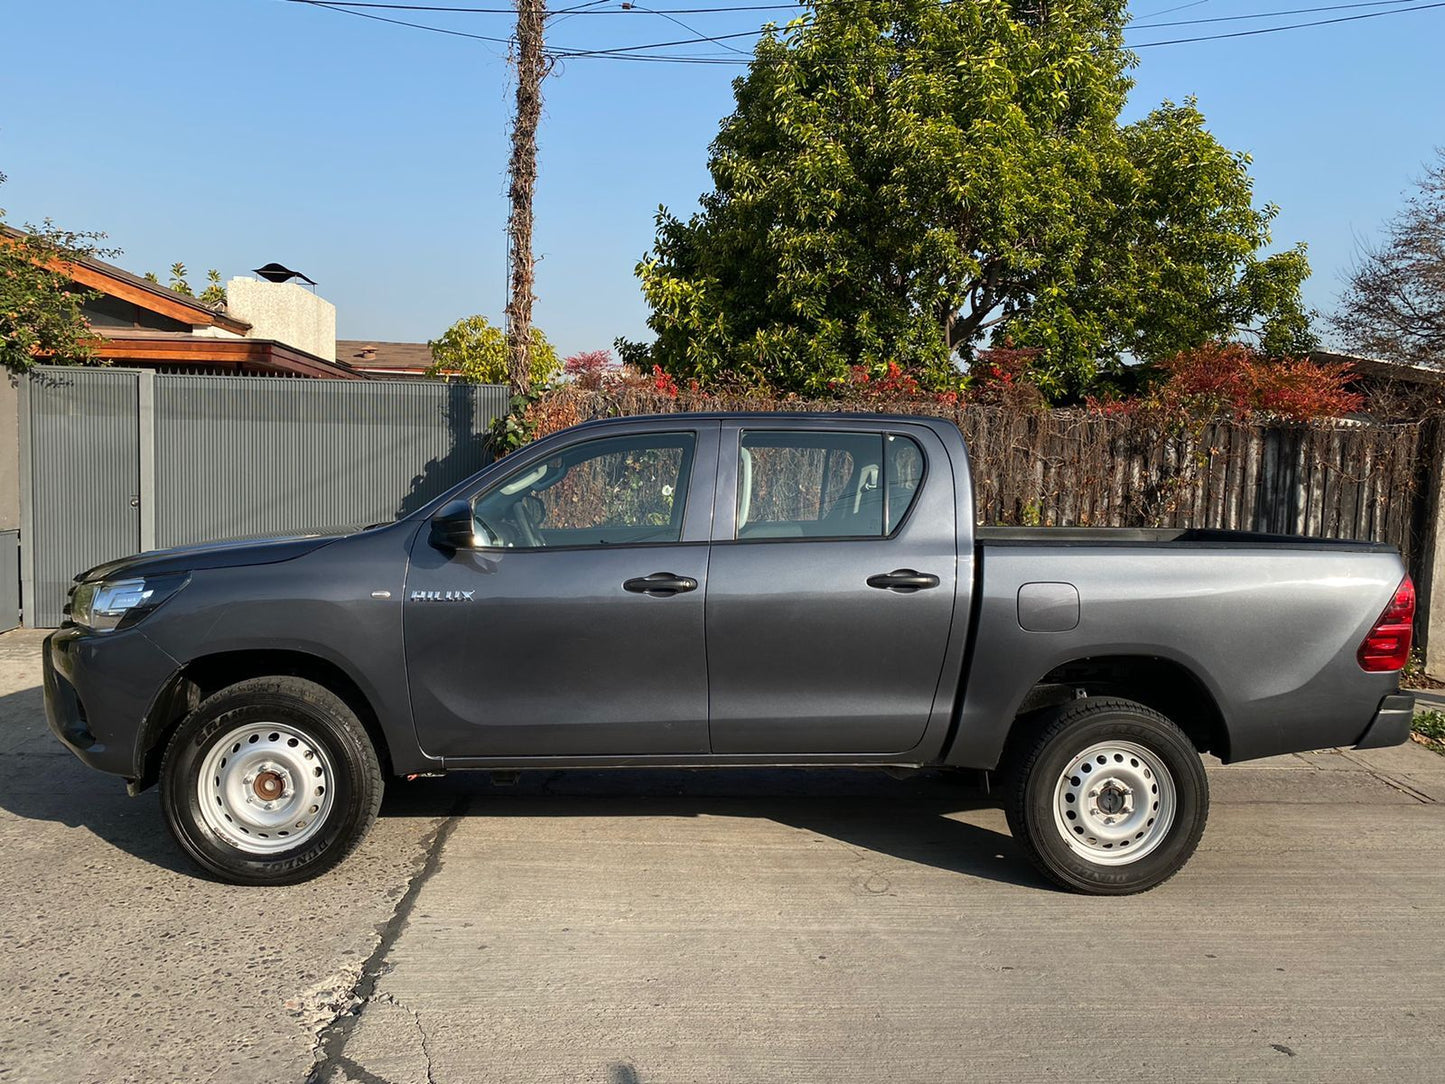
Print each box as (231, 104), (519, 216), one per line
(1357, 575), (1415, 672)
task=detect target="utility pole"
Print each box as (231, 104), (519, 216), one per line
(505, 0), (548, 399)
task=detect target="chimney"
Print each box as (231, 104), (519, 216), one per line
(224, 274), (337, 362)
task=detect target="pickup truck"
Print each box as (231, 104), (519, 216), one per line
(45, 413), (1417, 894)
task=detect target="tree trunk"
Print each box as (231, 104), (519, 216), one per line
(505, 0), (547, 398)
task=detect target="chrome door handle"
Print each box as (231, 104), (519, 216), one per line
(866, 569), (940, 592)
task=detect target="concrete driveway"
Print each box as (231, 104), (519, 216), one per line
(1, 628), (1442, 1084)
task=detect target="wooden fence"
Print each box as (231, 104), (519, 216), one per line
(959, 408), (1426, 570)
(530, 387), (1430, 577)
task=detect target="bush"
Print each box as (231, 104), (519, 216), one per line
(1088, 343), (1363, 423)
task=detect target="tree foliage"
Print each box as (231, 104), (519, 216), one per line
(146, 263), (226, 306)
(637, 0), (1315, 397)
(427, 314), (560, 387)
(1, 172), (117, 375)
(1331, 149), (1445, 369)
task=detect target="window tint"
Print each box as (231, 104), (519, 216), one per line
(473, 433), (694, 549)
(736, 431), (925, 540)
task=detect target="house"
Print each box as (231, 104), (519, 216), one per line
(1312, 350), (1445, 421)
(335, 340), (436, 379)
(3, 224), (365, 379)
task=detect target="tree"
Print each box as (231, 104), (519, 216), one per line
(427, 314), (560, 386)
(144, 263), (226, 305)
(1331, 149), (1445, 369)
(637, 0), (1314, 397)
(1, 172), (117, 375)
(504, 0), (550, 399)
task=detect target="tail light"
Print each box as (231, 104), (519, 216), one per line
(1357, 575), (1415, 672)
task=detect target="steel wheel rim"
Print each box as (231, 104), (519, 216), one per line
(195, 723), (337, 854)
(1052, 740), (1176, 865)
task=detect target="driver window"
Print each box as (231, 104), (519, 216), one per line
(473, 433), (695, 549)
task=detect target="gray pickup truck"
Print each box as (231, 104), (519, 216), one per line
(45, 413), (1416, 893)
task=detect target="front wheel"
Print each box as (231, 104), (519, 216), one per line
(160, 676), (384, 885)
(1004, 698), (1209, 895)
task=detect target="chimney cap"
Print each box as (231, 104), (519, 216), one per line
(252, 262), (317, 286)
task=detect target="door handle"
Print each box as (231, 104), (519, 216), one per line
(623, 572), (698, 597)
(867, 569), (940, 592)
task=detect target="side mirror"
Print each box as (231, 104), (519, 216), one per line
(429, 499), (477, 552)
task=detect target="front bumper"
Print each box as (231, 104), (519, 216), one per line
(44, 626), (181, 778)
(1354, 692), (1415, 750)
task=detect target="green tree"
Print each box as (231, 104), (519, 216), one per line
(637, 0), (1314, 397)
(426, 314), (560, 387)
(1, 172), (118, 375)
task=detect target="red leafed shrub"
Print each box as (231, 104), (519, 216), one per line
(1089, 344), (1363, 423)
(828, 361), (962, 405)
(651, 364), (679, 398)
(968, 346), (1046, 410)
(563, 349), (617, 390)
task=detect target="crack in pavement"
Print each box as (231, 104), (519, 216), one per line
(379, 993), (438, 1084)
(305, 795), (469, 1084)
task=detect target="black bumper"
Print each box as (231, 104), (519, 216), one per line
(1354, 692), (1415, 750)
(44, 627), (181, 778)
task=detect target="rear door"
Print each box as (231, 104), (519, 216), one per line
(704, 420), (959, 754)
(404, 421), (719, 758)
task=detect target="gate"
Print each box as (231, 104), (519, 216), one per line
(21, 368), (507, 627)
(21, 371), (142, 627)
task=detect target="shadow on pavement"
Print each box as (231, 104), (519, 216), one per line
(378, 766), (1048, 890)
(0, 674), (1042, 889)
(0, 686), (200, 876)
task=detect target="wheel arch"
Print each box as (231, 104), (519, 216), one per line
(134, 649), (395, 793)
(1005, 655), (1231, 765)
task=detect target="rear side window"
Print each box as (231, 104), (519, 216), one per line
(736, 431), (925, 540)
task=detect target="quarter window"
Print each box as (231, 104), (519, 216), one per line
(473, 433), (695, 548)
(736, 431), (925, 540)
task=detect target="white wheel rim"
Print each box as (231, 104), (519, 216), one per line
(195, 723), (337, 854)
(1052, 740), (1176, 865)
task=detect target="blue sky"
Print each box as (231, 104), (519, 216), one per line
(0, 0), (1439, 357)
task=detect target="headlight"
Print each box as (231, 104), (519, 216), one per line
(68, 574), (189, 632)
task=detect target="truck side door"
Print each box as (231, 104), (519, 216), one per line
(704, 421), (960, 754)
(404, 422), (719, 758)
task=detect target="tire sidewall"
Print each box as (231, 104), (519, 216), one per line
(162, 688), (373, 885)
(1023, 709), (1208, 894)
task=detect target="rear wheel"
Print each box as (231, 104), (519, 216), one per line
(1004, 698), (1208, 895)
(160, 676), (384, 885)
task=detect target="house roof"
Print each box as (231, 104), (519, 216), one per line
(335, 340), (435, 375)
(1, 224), (252, 336)
(94, 330), (367, 379)
(1312, 350), (1445, 386)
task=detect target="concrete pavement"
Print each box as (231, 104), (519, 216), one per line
(1, 628), (1443, 1083)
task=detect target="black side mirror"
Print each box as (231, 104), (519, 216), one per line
(429, 499), (477, 552)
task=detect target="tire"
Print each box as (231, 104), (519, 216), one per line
(160, 676), (384, 885)
(1004, 698), (1208, 895)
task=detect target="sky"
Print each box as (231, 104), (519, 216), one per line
(0, 0), (1440, 358)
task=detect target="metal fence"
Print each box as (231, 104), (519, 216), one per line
(21, 367), (508, 626)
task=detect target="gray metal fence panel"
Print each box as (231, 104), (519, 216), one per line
(26, 370), (141, 626)
(0, 530), (19, 632)
(152, 377), (507, 548)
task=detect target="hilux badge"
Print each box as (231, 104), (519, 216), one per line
(410, 590), (475, 602)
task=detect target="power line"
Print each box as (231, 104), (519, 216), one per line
(285, 0), (512, 45)
(617, 2), (755, 54)
(557, 0), (1445, 59)
(293, 0), (804, 13)
(1131, 0), (1419, 30)
(1131, 0), (1444, 43)
(289, 0), (1445, 62)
